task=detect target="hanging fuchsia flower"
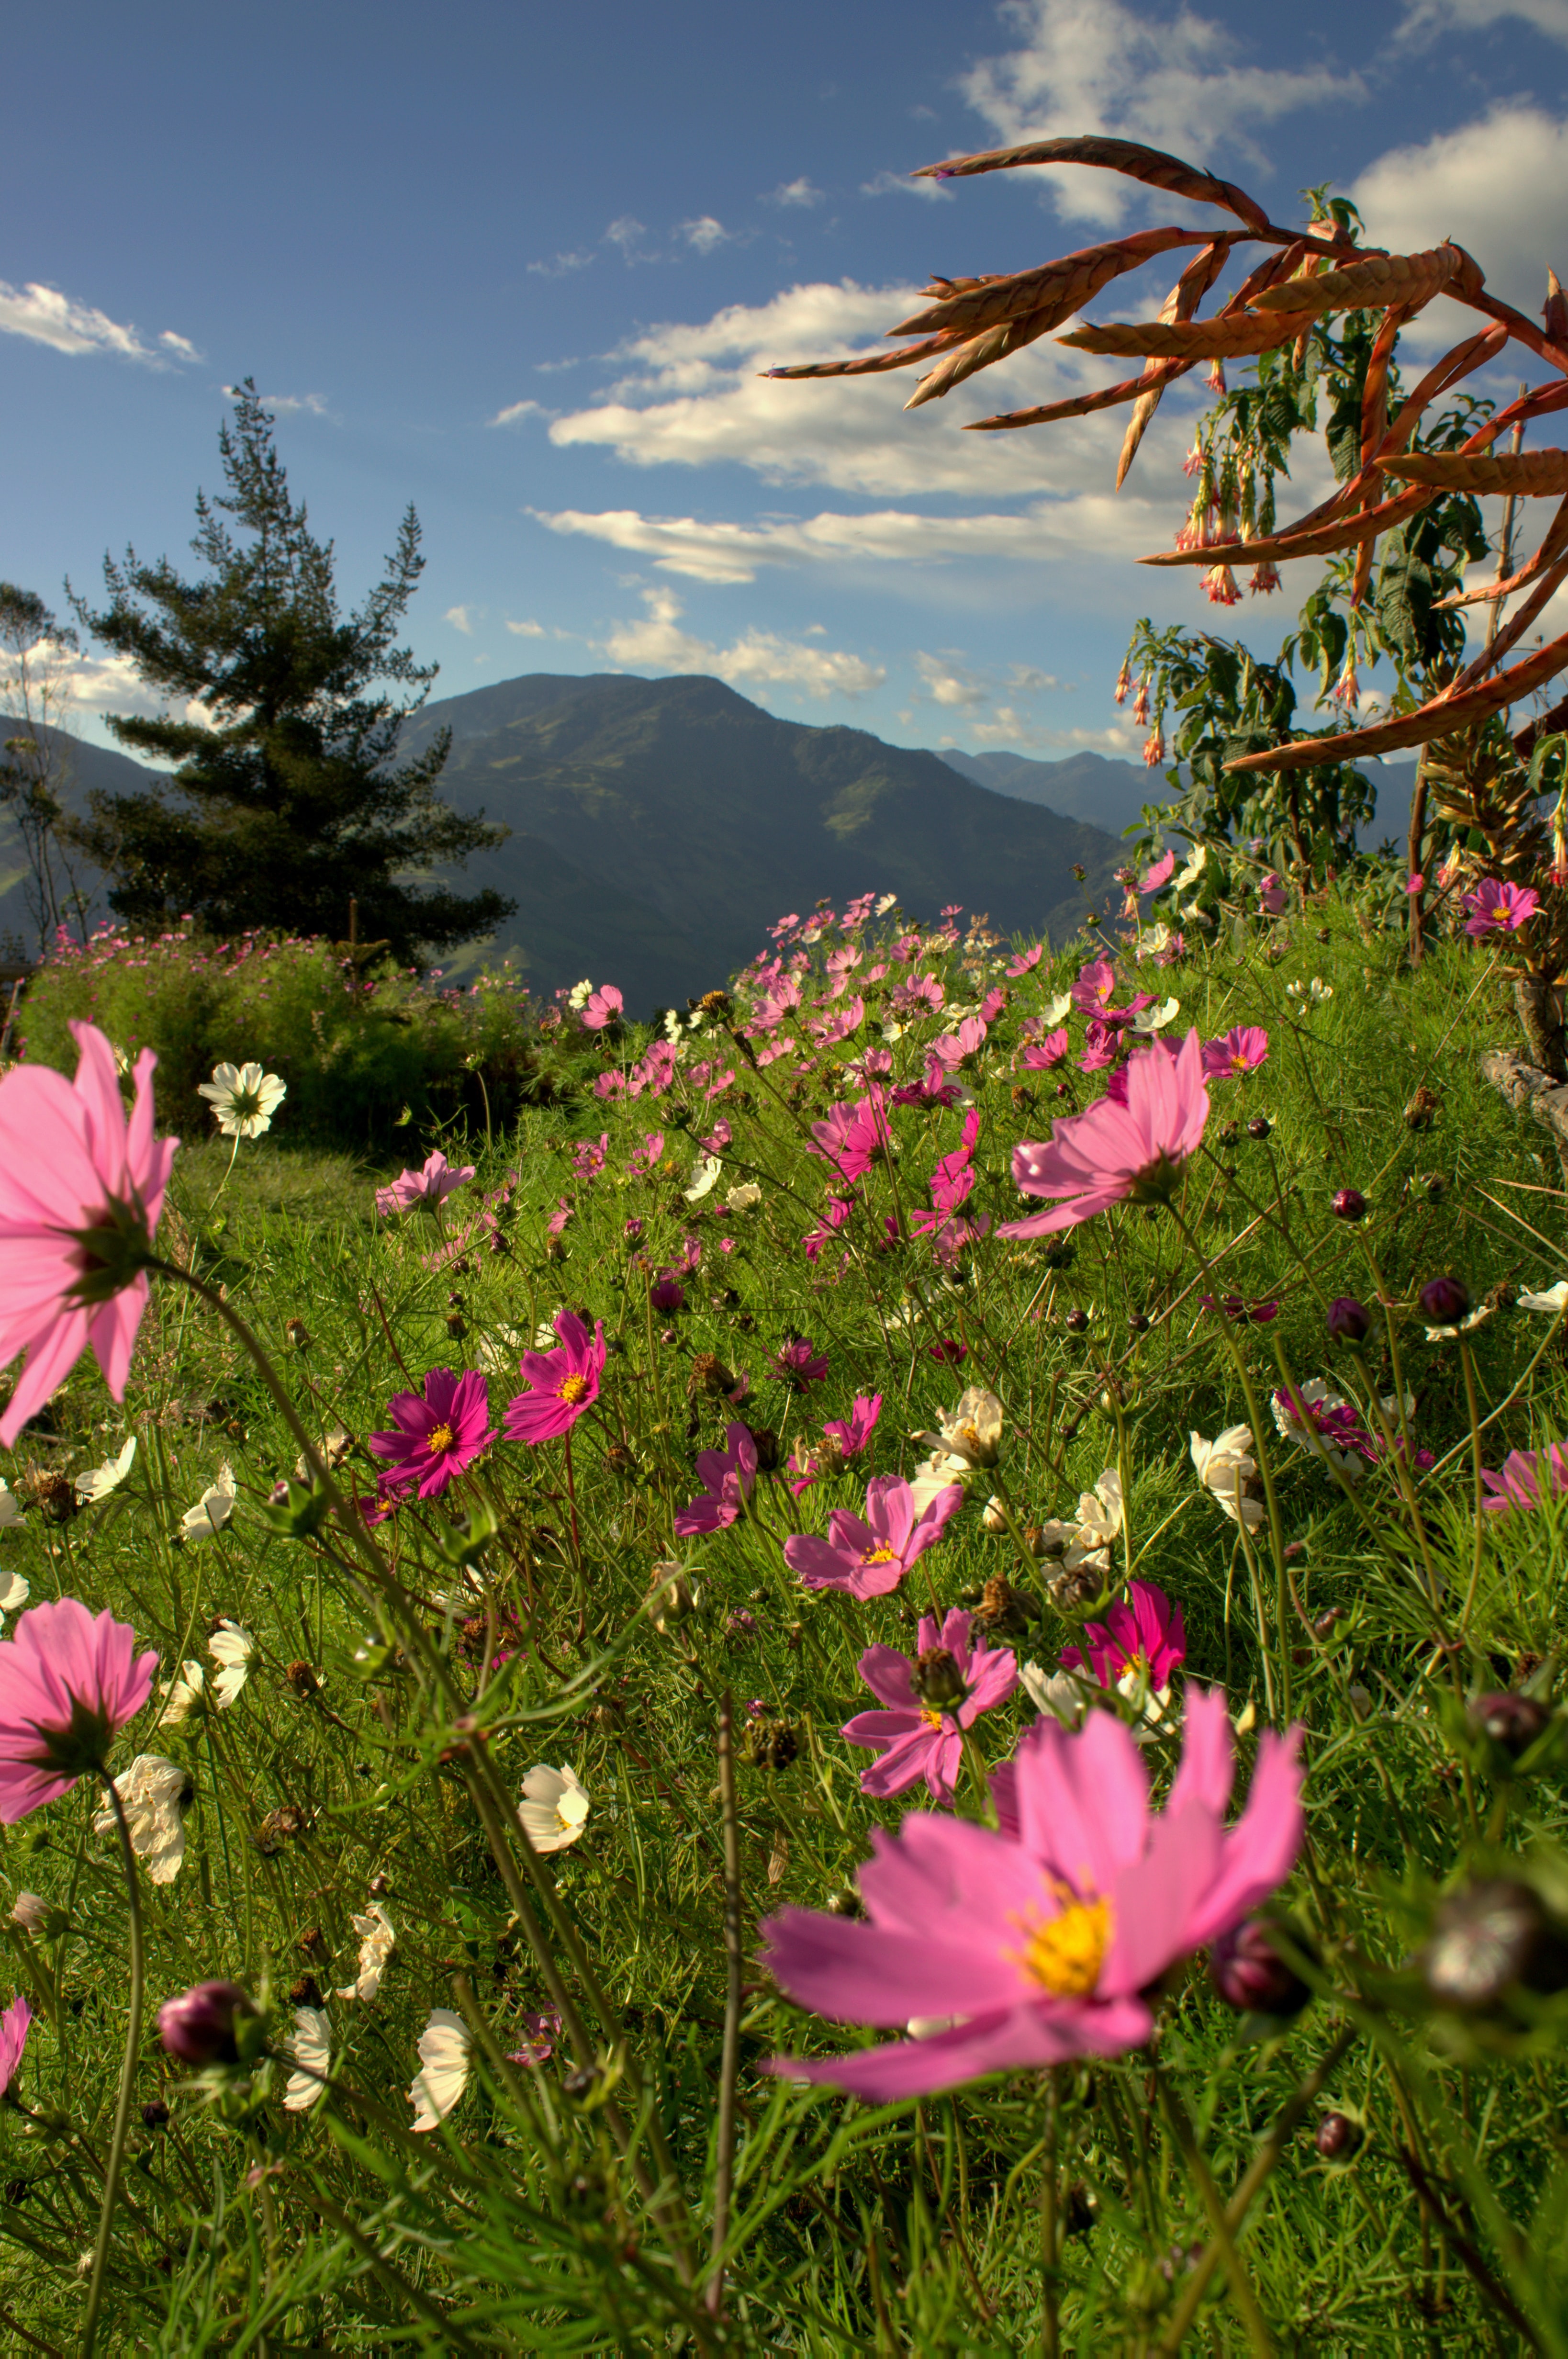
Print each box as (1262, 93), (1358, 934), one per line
(580, 985), (623, 1030)
(770, 1336), (829, 1389)
(1480, 1444), (1568, 1513)
(784, 1474), (962, 1600)
(844, 1608), (1018, 1805)
(374, 1150), (475, 1217)
(761, 1686), (1303, 2101)
(0, 1996), (31, 2095)
(1464, 878), (1541, 937)
(503, 1313), (606, 1444)
(370, 1369), (495, 1498)
(0, 1599), (158, 1821)
(1000, 1030), (1210, 1239)
(675, 1423), (758, 1537)
(1202, 1026), (1269, 1079)
(1062, 1580), (1186, 1692)
(0, 1020), (179, 1448)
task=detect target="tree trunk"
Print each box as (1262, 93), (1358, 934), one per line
(1514, 975), (1567, 1082)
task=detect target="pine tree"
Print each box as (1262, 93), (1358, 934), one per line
(66, 382), (513, 962)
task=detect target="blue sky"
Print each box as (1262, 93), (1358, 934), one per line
(9, 0), (1568, 764)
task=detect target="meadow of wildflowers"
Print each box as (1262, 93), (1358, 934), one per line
(0, 853), (1567, 2350)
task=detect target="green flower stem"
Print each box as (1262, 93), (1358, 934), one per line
(1152, 2060), (1274, 2355)
(1457, 1338), (1487, 1628)
(80, 1776), (144, 2359)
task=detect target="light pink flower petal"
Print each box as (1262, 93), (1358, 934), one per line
(1013, 1710), (1151, 1892)
(1184, 1727), (1305, 1948)
(1164, 1683), (1234, 1819)
(766, 1993), (1154, 2101)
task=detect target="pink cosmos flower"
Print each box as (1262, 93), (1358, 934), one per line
(1405, 874), (1425, 896)
(0, 1599), (158, 1820)
(761, 1685), (1303, 2101)
(546, 1197), (574, 1236)
(770, 1337), (829, 1389)
(1007, 944), (1044, 978)
(1258, 874), (1288, 917)
(650, 1275), (685, 1313)
(784, 1474), (963, 1600)
(0, 1020), (179, 1448)
(1077, 1019), (1119, 1075)
(808, 1093), (891, 1185)
(979, 988), (1007, 1024)
(1201, 1025), (1269, 1079)
(930, 1017), (988, 1073)
(1000, 1029), (1210, 1239)
(803, 1196), (853, 1265)
(571, 1134), (610, 1180)
(627, 1131), (666, 1177)
(580, 985), (623, 1030)
(824, 1393), (881, 1459)
(1061, 1580), (1186, 1690)
(369, 1369), (495, 1498)
(1480, 1444), (1568, 1513)
(1021, 1029), (1070, 1071)
(0, 1995), (31, 2095)
(1071, 960), (1118, 1016)
(843, 1608), (1018, 1805)
(374, 1150), (476, 1217)
(1139, 850), (1176, 894)
(928, 1338), (968, 1366)
(1464, 878), (1541, 937)
(506, 2011), (562, 2068)
(675, 1423), (758, 1537)
(503, 1312), (606, 1444)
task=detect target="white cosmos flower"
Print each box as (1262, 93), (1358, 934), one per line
(1131, 997), (1180, 1034)
(93, 1755), (190, 1886)
(1040, 993), (1073, 1026)
(208, 1621), (254, 1707)
(1174, 845), (1207, 891)
(180, 1464), (235, 1541)
(875, 892), (899, 915)
(1020, 1663), (1089, 1728)
(0, 1483), (23, 1530)
(566, 978), (594, 1011)
(1519, 1280), (1568, 1314)
(907, 1449), (966, 1516)
(196, 1061), (287, 1139)
(156, 1661), (207, 1725)
(9, 1893), (49, 1933)
(532, 1310), (564, 1351)
(336, 1902), (395, 2003)
(518, 1764), (591, 1853)
(1286, 977), (1334, 1005)
(477, 1325), (526, 1375)
(683, 1155), (722, 1203)
(724, 1181), (762, 1213)
(75, 1436), (137, 1505)
(913, 1387), (1004, 1472)
(0, 1572), (28, 1635)
(1423, 1303), (1497, 1344)
(409, 2007), (471, 2132)
(1191, 1425), (1266, 1532)
(284, 2006), (332, 2112)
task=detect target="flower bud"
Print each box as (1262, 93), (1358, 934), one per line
(157, 1980), (258, 2067)
(1209, 1918), (1314, 2017)
(1246, 1116), (1271, 1141)
(1418, 1275), (1468, 1325)
(141, 2100), (170, 2131)
(8, 1893), (49, 1934)
(1467, 1692), (1549, 1758)
(914, 1647), (966, 1710)
(1315, 2112), (1363, 2161)
(1326, 1296), (1370, 1344)
(1064, 1308), (1089, 1334)
(1423, 1879), (1568, 2008)
(981, 1496), (1008, 1533)
(1331, 1187), (1366, 1222)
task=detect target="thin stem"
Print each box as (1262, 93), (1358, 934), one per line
(1154, 2062), (1273, 2354)
(707, 1691), (743, 2317)
(81, 1777), (144, 2359)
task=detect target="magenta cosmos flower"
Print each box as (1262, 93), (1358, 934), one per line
(580, 985), (623, 1030)
(1062, 1580), (1186, 1690)
(0, 1020), (178, 1448)
(1201, 1025), (1268, 1080)
(807, 1093), (891, 1185)
(770, 1336), (829, 1389)
(1464, 877), (1540, 938)
(674, 1422), (758, 1537)
(374, 1150), (476, 1217)
(504, 1312), (606, 1444)
(0, 1599), (158, 1821)
(784, 1473), (963, 1601)
(999, 1029), (1210, 1240)
(844, 1608), (1018, 1805)
(762, 1685), (1303, 2101)
(824, 1393), (881, 1459)
(369, 1369), (495, 1499)
(0, 1995), (31, 2095)
(1480, 1444), (1568, 1513)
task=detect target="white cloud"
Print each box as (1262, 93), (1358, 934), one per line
(599, 587), (884, 698)
(527, 250), (595, 279)
(958, 0), (1363, 224)
(546, 279), (1208, 501)
(1397, 0), (1568, 40)
(605, 216), (653, 263)
(445, 606), (476, 634)
(769, 177), (825, 207)
(0, 280), (197, 365)
(226, 387), (330, 417)
(505, 618), (549, 637)
(860, 168), (952, 202)
(681, 216), (731, 253)
(930, 714), (1142, 753)
(488, 398), (547, 427)
(914, 652), (1069, 709)
(1351, 105), (1568, 320)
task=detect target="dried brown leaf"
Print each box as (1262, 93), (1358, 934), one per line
(910, 134), (1273, 235)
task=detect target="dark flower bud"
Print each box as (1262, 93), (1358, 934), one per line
(1331, 1187), (1366, 1222)
(445, 1311), (467, 1340)
(915, 1647), (966, 1710)
(1246, 1116), (1272, 1141)
(825, 1886), (866, 1919)
(745, 1425), (781, 1473)
(158, 1980), (258, 2067)
(744, 1717), (799, 1771)
(286, 1661), (321, 1698)
(1311, 1609), (1342, 1643)
(1326, 1296), (1370, 1344)
(1468, 1692), (1549, 1757)
(1210, 1918), (1314, 2017)
(1217, 1121), (1240, 1149)
(299, 1926), (327, 1960)
(1315, 2112), (1363, 2160)
(1064, 1308), (1089, 1334)
(1404, 1084), (1439, 1132)
(1419, 1275), (1469, 1325)
(1128, 1311), (1151, 1334)
(368, 1874), (391, 1898)
(1062, 2181), (1097, 2237)
(141, 2100), (170, 2131)
(1423, 1879), (1568, 2007)
(284, 1318), (311, 1349)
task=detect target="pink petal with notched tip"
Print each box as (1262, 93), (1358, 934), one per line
(1013, 1709), (1151, 1895)
(854, 1646), (919, 1712)
(1183, 1727), (1305, 1950)
(1164, 1683), (1234, 1819)
(766, 1993), (1154, 2102)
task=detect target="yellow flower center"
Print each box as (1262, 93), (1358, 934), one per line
(860, 1545), (898, 1565)
(558, 1373), (590, 1404)
(1013, 1887), (1111, 1999)
(919, 1707), (946, 1731)
(427, 1423), (457, 1454)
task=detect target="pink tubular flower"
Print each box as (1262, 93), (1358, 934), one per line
(1201, 1025), (1269, 1079)
(761, 1686), (1303, 2101)
(0, 1995), (31, 2095)
(580, 985), (623, 1030)
(1464, 877), (1541, 938)
(999, 1029), (1210, 1240)
(844, 1609), (1018, 1805)
(369, 1369), (495, 1498)
(784, 1474), (963, 1600)
(1062, 1580), (1186, 1690)
(374, 1149), (476, 1216)
(0, 1020), (178, 1448)
(0, 1600), (158, 1820)
(1248, 561), (1282, 595)
(502, 1312), (606, 1444)
(675, 1422), (758, 1537)
(1480, 1444), (1568, 1513)
(1202, 562), (1240, 607)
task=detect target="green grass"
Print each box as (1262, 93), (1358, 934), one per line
(1, 898), (1568, 2351)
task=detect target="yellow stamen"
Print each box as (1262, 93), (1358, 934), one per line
(1012, 1886), (1111, 1999)
(558, 1373), (590, 1404)
(860, 1545), (898, 1565)
(920, 1707), (946, 1731)
(427, 1423), (457, 1454)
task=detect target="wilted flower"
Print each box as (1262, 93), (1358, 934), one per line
(518, 1764), (590, 1853)
(283, 2006), (332, 2112)
(196, 1061), (287, 1140)
(336, 1902), (395, 2002)
(179, 1463), (235, 1541)
(75, 1435), (137, 1505)
(93, 1753), (191, 1885)
(409, 2007), (471, 2132)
